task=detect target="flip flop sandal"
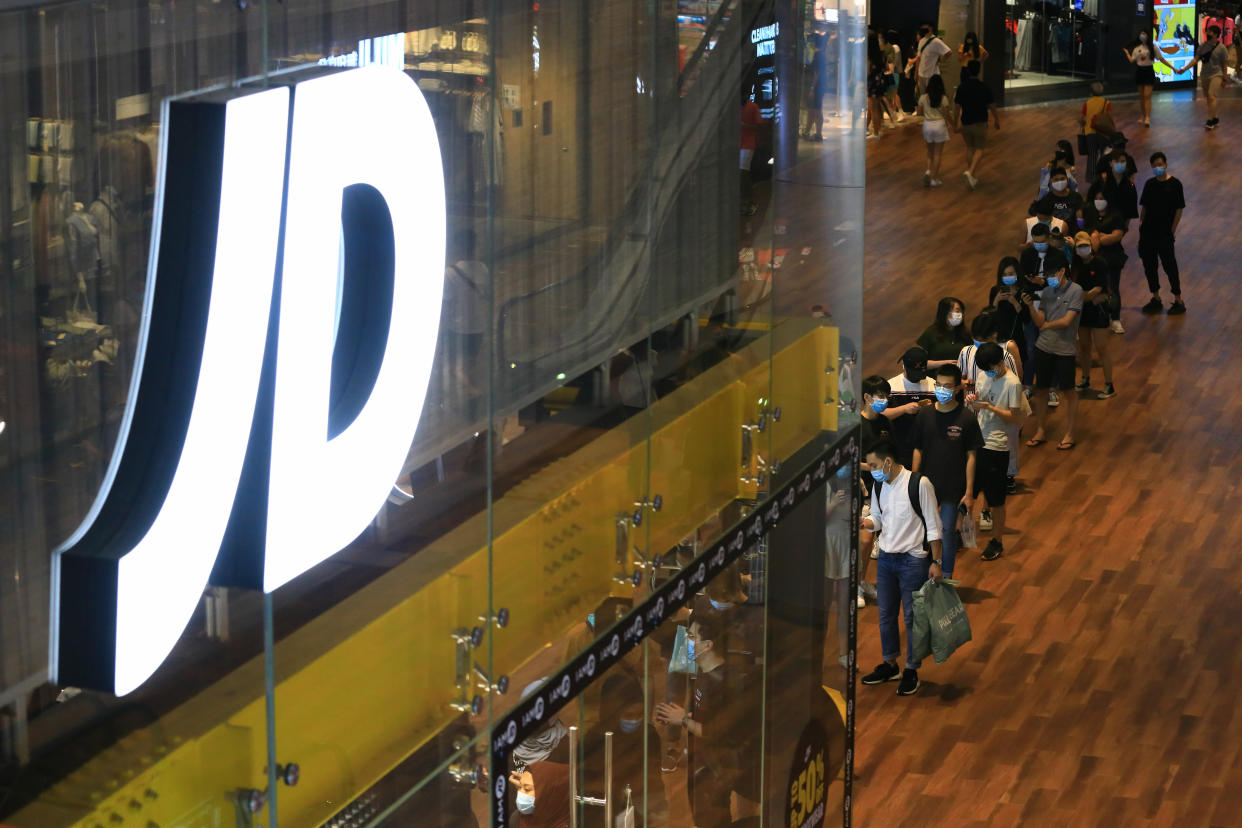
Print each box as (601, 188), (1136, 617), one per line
(1025, 437), (1047, 447)
(1057, 440), (1076, 451)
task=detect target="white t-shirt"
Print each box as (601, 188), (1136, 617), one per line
(917, 36), (951, 78)
(887, 373), (935, 394)
(1025, 215), (1069, 243)
(976, 369), (1025, 452)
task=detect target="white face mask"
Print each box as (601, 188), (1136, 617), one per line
(1051, 180), (1068, 192)
(1093, 198), (1108, 212)
(1076, 246), (1092, 259)
(516, 792), (536, 814)
(947, 312), (963, 327)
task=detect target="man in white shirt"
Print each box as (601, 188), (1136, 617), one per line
(908, 23), (951, 97)
(859, 441), (944, 696)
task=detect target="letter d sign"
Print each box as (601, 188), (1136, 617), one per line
(51, 66), (445, 696)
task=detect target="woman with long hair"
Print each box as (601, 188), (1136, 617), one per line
(1083, 179), (1131, 334)
(958, 31), (989, 81)
(916, 296), (972, 368)
(916, 74), (954, 186)
(1123, 27), (1175, 127)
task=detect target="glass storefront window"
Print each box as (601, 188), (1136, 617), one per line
(0, 0), (865, 825)
(1005, 2), (1104, 91)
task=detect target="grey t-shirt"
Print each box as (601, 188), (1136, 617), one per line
(1035, 281), (1084, 356)
(976, 370), (1024, 451)
(1198, 42), (1229, 79)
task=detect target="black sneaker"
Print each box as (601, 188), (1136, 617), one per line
(980, 538), (1003, 561)
(1206, 118), (1218, 131)
(861, 661), (901, 685)
(1098, 383), (1116, 399)
(1074, 378), (1091, 392)
(1141, 297), (1164, 315)
(1167, 301), (1186, 315)
(896, 668), (920, 696)
(1006, 475), (1017, 494)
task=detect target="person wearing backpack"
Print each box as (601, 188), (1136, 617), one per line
(858, 441), (944, 696)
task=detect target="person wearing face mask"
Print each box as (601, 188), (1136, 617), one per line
(1138, 151), (1186, 315)
(959, 312), (1025, 495)
(1037, 142), (1078, 200)
(907, 22), (951, 98)
(987, 258), (1033, 379)
(887, 347), (936, 466)
(1023, 262), (1083, 451)
(824, 466), (858, 664)
(964, 343), (1027, 561)
(859, 441), (943, 696)
(1021, 202), (1069, 252)
(1083, 181), (1131, 334)
(1095, 148), (1138, 220)
(1069, 231), (1115, 399)
(910, 365), (982, 581)
(1124, 29), (1175, 127)
(509, 762), (571, 828)
(857, 374), (895, 605)
(655, 611), (757, 826)
(1035, 168), (1085, 228)
(917, 296), (972, 368)
(585, 675), (668, 828)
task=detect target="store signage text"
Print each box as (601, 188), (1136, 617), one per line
(751, 22), (779, 56)
(319, 32), (405, 71)
(51, 66), (445, 696)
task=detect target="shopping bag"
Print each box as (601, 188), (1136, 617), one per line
(911, 583), (933, 664)
(668, 624), (698, 675)
(927, 580), (972, 664)
(958, 510), (977, 549)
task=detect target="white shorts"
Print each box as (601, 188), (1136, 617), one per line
(923, 119), (950, 144)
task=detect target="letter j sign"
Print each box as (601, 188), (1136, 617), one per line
(51, 66), (446, 696)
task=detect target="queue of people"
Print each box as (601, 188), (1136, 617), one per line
(853, 139), (1191, 696)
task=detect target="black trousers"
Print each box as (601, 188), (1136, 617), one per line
(1138, 232), (1181, 296)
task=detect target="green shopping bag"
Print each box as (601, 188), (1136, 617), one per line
(926, 580), (972, 663)
(911, 583), (934, 664)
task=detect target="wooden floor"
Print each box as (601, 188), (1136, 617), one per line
(849, 89), (1242, 826)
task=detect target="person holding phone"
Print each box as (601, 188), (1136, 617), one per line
(1024, 266), (1083, 451)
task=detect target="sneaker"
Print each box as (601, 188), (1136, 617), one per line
(1006, 475), (1017, 494)
(856, 588), (866, 608)
(861, 581), (878, 601)
(923, 170), (931, 187)
(838, 654), (850, 668)
(929, 178), (944, 187)
(1206, 118), (1218, 131)
(1110, 319), (1125, 334)
(1098, 383), (1116, 399)
(896, 668), (920, 696)
(1074, 378), (1091, 392)
(980, 538), (1003, 561)
(1048, 390), (1060, 408)
(660, 747), (682, 774)
(1141, 297), (1164, 315)
(962, 171), (978, 190)
(861, 661), (900, 685)
(1167, 300), (1186, 315)
(978, 509), (994, 531)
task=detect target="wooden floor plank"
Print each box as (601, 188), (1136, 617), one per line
(849, 88), (1242, 826)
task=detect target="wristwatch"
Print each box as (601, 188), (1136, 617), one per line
(932, 559), (943, 567)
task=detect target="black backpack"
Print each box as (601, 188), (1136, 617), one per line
(873, 471), (930, 552)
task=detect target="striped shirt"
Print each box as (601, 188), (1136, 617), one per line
(958, 342), (1018, 386)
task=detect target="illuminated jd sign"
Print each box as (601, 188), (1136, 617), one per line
(51, 66), (446, 696)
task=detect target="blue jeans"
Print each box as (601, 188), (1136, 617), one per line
(876, 551), (931, 670)
(938, 501), (959, 579)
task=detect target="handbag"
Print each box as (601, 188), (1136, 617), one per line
(922, 580), (972, 663)
(615, 785), (636, 828)
(667, 624), (698, 675)
(958, 510), (977, 549)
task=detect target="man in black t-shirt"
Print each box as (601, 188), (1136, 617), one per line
(910, 365), (982, 580)
(1035, 167), (1085, 227)
(953, 60), (999, 190)
(1138, 151), (1186, 315)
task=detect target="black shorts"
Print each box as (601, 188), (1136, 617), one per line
(1033, 348), (1077, 390)
(974, 448), (1009, 507)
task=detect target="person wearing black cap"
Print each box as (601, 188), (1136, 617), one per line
(886, 347), (935, 466)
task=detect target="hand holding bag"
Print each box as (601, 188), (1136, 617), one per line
(667, 624), (698, 675)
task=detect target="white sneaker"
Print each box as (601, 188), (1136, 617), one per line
(861, 581), (878, 601)
(1110, 319), (1125, 334)
(838, 654), (850, 668)
(1048, 390), (1060, 407)
(929, 178), (943, 187)
(962, 171), (978, 190)
(856, 589), (866, 608)
(923, 170), (931, 187)
(978, 509), (994, 531)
